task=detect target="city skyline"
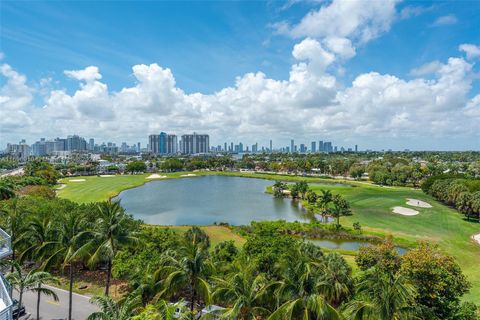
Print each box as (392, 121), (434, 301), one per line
(1, 1), (480, 150)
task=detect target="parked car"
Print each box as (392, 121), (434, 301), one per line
(12, 299), (26, 318)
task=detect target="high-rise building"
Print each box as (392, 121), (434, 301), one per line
(269, 140), (273, 152)
(166, 134), (177, 154)
(180, 133), (209, 154)
(311, 141), (316, 153)
(224, 142), (227, 152)
(300, 144), (306, 153)
(89, 138), (95, 151)
(66, 135), (87, 151)
(32, 138), (47, 156)
(148, 134), (160, 154)
(355, 144), (358, 153)
(137, 142), (141, 153)
(319, 141), (324, 152)
(6, 140), (31, 161)
(290, 140), (294, 153)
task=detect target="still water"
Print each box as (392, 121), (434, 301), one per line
(115, 175), (307, 225)
(307, 239), (407, 254)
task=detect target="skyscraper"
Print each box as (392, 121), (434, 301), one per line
(319, 141), (324, 152)
(355, 144), (358, 153)
(180, 133), (209, 154)
(291, 139), (294, 153)
(269, 140), (273, 152)
(311, 141), (316, 153)
(148, 134), (160, 154)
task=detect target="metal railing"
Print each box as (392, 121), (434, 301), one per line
(0, 274), (12, 320)
(0, 229), (11, 260)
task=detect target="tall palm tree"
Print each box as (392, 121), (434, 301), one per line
(212, 261), (270, 319)
(343, 268), (417, 320)
(268, 247), (341, 320)
(317, 190), (333, 223)
(159, 227), (212, 312)
(41, 209), (89, 320)
(87, 294), (141, 320)
(82, 200), (138, 296)
(330, 195), (351, 229)
(5, 262), (58, 320)
(0, 198), (26, 269)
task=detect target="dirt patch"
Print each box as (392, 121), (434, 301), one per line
(392, 206), (419, 216)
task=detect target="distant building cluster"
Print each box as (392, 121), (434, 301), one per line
(3, 132), (359, 162)
(148, 132), (209, 155)
(4, 135), (142, 161)
(211, 139), (357, 155)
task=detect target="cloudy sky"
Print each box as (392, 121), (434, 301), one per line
(1, 0), (479, 150)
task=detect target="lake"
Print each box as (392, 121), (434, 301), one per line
(115, 175), (307, 225)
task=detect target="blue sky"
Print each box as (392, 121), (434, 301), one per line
(1, 0), (480, 150)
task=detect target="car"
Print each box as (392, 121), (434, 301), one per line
(12, 299), (26, 318)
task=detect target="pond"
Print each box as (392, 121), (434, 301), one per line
(307, 239), (407, 255)
(115, 175), (307, 225)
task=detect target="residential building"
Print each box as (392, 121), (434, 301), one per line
(0, 226), (14, 319)
(180, 133), (209, 154)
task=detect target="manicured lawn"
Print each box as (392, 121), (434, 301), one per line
(155, 225), (246, 248)
(57, 172), (197, 203)
(57, 171), (480, 302)
(305, 182), (480, 302)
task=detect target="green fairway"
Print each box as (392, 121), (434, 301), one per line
(57, 172), (196, 203)
(305, 182), (480, 302)
(57, 171), (480, 302)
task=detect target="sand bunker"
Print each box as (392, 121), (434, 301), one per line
(180, 174), (197, 177)
(146, 174), (167, 179)
(69, 179), (86, 182)
(472, 233), (480, 246)
(100, 175), (115, 177)
(406, 198), (432, 208)
(392, 206), (419, 216)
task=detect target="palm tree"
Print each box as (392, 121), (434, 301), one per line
(0, 198), (26, 269)
(317, 253), (353, 308)
(330, 194), (351, 229)
(131, 300), (191, 320)
(343, 268), (417, 320)
(212, 260), (270, 319)
(87, 294), (141, 320)
(268, 247), (341, 320)
(0, 181), (15, 200)
(5, 262), (59, 320)
(317, 190), (333, 223)
(159, 227), (212, 312)
(41, 209), (89, 320)
(19, 215), (54, 263)
(82, 200), (138, 296)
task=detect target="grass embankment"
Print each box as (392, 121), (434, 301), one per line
(57, 171), (480, 302)
(153, 225), (247, 248)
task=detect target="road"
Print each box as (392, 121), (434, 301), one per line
(13, 285), (99, 320)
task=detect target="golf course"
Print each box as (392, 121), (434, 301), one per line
(57, 171), (480, 302)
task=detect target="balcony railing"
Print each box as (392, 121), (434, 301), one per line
(0, 229), (11, 260)
(0, 274), (12, 320)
